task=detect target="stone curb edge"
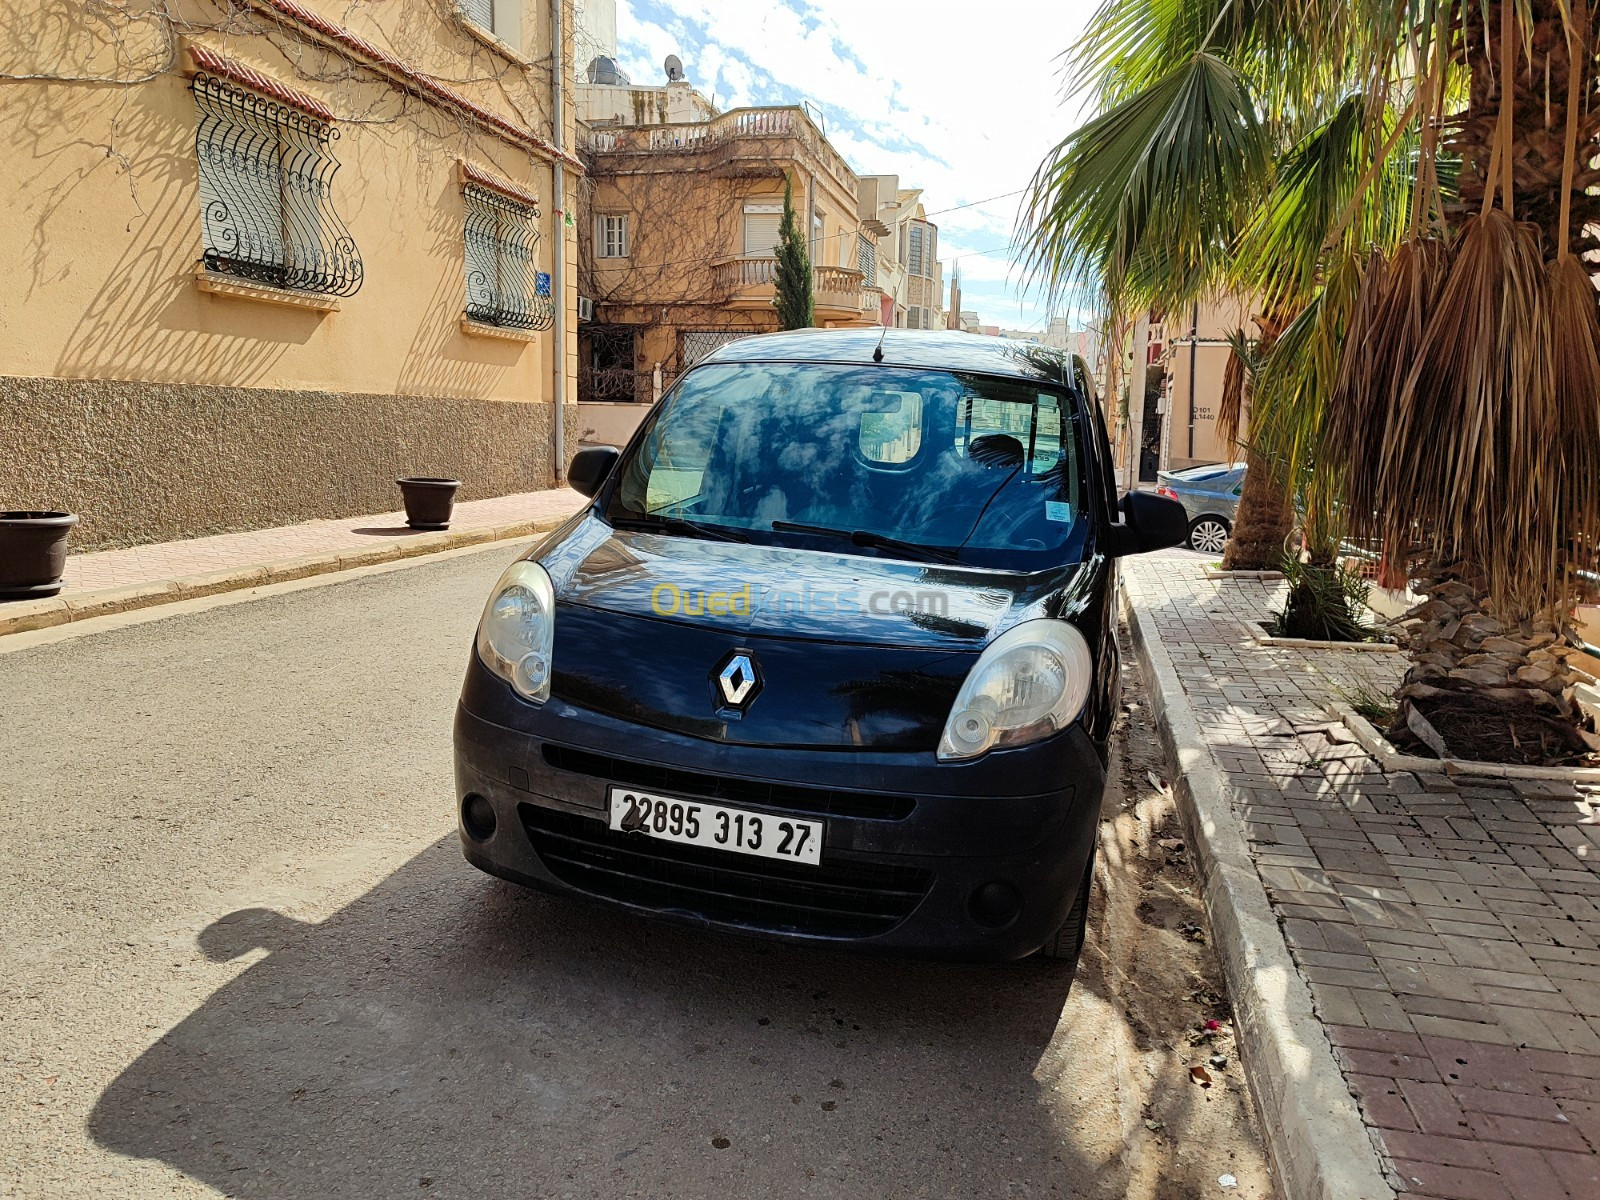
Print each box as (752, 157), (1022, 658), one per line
(1122, 585), (1396, 1200)
(0, 518), (570, 638)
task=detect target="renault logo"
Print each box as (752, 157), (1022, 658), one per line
(715, 650), (762, 709)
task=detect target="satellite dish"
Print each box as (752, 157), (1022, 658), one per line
(664, 54), (684, 82)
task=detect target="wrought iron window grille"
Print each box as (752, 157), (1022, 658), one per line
(191, 71), (363, 297)
(464, 184), (552, 330)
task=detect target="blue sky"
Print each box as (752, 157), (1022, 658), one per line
(598, 0), (1098, 331)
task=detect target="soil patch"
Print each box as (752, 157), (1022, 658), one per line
(1401, 691), (1593, 766)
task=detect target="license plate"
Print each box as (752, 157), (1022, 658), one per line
(607, 787), (823, 866)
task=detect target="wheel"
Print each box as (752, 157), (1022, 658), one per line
(1038, 846), (1097, 964)
(1188, 515), (1230, 555)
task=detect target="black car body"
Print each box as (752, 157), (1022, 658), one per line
(454, 330), (1185, 962)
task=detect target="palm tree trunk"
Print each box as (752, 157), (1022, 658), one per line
(1220, 445), (1294, 570)
(1378, 0), (1600, 760)
(1392, 561), (1592, 763)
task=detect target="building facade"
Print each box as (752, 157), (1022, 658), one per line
(857, 178), (945, 331)
(1157, 296), (1250, 472)
(0, 0), (579, 549)
(573, 63), (886, 446)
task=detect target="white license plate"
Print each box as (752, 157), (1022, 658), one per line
(607, 787), (823, 866)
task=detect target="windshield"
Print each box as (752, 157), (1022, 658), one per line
(604, 362), (1090, 569)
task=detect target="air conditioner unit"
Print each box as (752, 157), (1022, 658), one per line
(577, 296), (594, 322)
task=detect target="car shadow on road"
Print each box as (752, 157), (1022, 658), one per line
(88, 837), (1134, 1199)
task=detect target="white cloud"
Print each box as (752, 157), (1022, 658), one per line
(610, 0), (1097, 330)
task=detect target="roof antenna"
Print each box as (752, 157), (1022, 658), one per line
(872, 320), (888, 363)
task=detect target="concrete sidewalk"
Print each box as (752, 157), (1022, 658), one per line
(1125, 551), (1600, 1200)
(2, 489), (583, 636)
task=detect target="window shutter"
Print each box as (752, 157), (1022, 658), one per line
(856, 233), (876, 285)
(743, 211), (781, 257)
(460, 0), (494, 31)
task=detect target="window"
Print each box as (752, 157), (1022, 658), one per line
(743, 203), (782, 257)
(609, 363), (1087, 568)
(904, 220), (937, 279)
(459, 0), (524, 50)
(858, 391), (923, 465)
(190, 64), (363, 296)
(596, 213), (629, 258)
(957, 390), (1066, 476)
(856, 232), (876, 285)
(460, 0), (494, 29)
(812, 213), (824, 257)
(464, 183), (552, 329)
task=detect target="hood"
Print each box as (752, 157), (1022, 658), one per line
(533, 516), (1102, 751)
(541, 517), (1028, 649)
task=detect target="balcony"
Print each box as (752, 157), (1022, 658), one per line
(712, 258), (878, 326)
(586, 106), (857, 202)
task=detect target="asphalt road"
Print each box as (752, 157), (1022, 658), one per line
(0, 544), (1271, 1199)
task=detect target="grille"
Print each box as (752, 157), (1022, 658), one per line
(520, 806), (934, 938)
(540, 744), (916, 820)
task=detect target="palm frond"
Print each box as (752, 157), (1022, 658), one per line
(1020, 52), (1269, 311)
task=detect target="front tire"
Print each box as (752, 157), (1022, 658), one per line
(1188, 515), (1230, 555)
(1038, 846), (1096, 964)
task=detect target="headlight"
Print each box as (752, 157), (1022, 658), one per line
(937, 619), (1094, 761)
(475, 560), (556, 703)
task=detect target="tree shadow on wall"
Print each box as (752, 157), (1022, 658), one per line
(18, 74), (323, 387)
(393, 164), (533, 403)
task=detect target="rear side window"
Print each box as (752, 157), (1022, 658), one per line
(957, 392), (1064, 475)
(857, 390), (923, 465)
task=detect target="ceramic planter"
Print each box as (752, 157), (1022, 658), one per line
(396, 478), (461, 530)
(0, 511), (79, 599)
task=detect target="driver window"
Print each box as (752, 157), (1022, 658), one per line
(643, 399), (725, 512)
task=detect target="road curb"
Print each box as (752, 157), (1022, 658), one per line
(0, 517), (568, 639)
(1122, 586), (1395, 1200)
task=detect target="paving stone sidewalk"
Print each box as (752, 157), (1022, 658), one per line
(1125, 551), (1600, 1200)
(60, 489), (582, 593)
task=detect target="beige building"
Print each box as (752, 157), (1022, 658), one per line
(857, 178), (945, 331)
(1157, 296), (1252, 472)
(0, 0), (580, 549)
(572, 63), (885, 447)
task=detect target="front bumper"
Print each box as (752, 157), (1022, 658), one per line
(454, 659), (1105, 961)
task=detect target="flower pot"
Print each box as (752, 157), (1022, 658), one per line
(396, 478), (461, 530)
(0, 510), (79, 599)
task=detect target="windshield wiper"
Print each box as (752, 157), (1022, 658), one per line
(770, 520), (961, 564)
(609, 513), (748, 543)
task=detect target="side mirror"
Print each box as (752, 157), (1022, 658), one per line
(1107, 490), (1189, 557)
(568, 446), (620, 499)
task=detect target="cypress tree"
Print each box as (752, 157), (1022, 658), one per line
(773, 173), (813, 330)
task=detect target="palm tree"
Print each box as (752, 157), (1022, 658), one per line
(1023, 1), (1600, 760)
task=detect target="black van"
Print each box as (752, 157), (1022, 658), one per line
(454, 330), (1186, 963)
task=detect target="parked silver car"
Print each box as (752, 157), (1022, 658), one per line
(1155, 463), (1246, 554)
